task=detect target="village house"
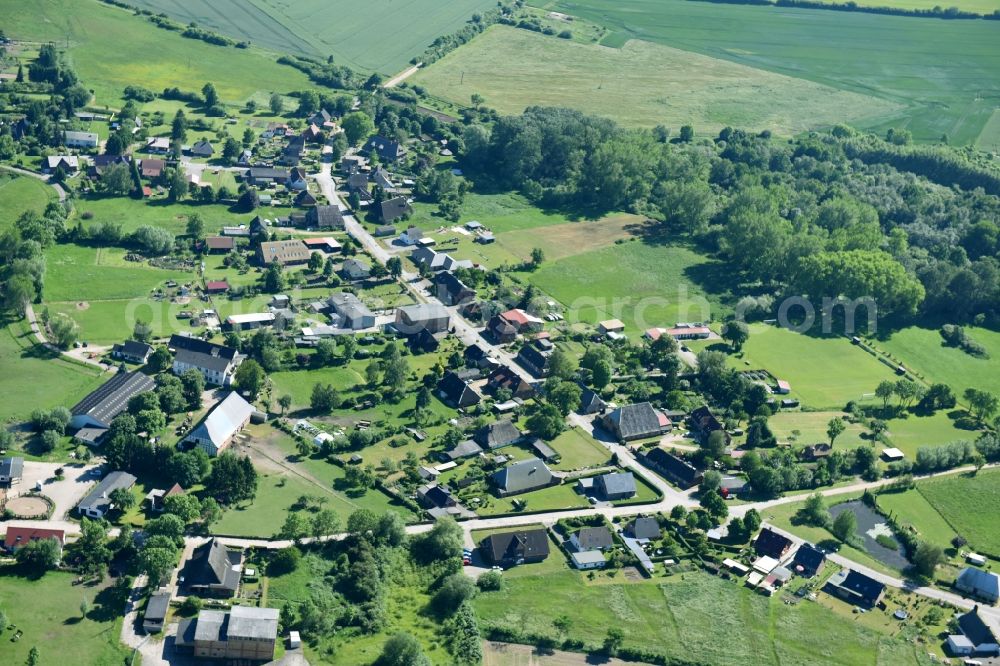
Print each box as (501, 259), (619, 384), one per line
(185, 392), (254, 456)
(956, 567), (1000, 604)
(340, 258), (371, 281)
(479, 528), (550, 567)
(754, 527), (794, 560)
(190, 140), (214, 158)
(145, 137), (170, 153)
(363, 135), (405, 163)
(593, 471), (637, 500)
(302, 237), (341, 254)
(578, 385), (608, 415)
(327, 292), (376, 330)
(76, 471), (137, 519)
(442, 439), (484, 462)
(395, 303), (450, 335)
(399, 226), (424, 247)
(791, 543), (827, 578)
(4, 526), (65, 553)
(434, 272), (475, 306)
(627, 516), (662, 541)
(492, 458), (555, 496)
(45, 155), (80, 173)
(823, 569), (886, 608)
(70, 369), (156, 431)
(569, 526), (614, 552)
(88, 154), (129, 177)
(246, 167), (289, 187)
(475, 419), (522, 450)
(689, 405), (730, 444)
(64, 130), (99, 148)
(947, 606), (1000, 657)
(0, 456), (24, 485)
(140, 158), (165, 179)
(307, 205), (344, 230)
(257, 239), (310, 266)
(516, 338), (554, 377)
(180, 538), (243, 598)
(436, 371), (482, 408)
(205, 280), (230, 295)
(381, 196), (412, 223)
(486, 365), (533, 399)
(602, 402), (666, 442)
(145, 483), (184, 512)
(645, 325), (712, 342)
(170, 334), (241, 386)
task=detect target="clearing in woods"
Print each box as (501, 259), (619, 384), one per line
(126, 0), (497, 74)
(413, 25), (901, 134)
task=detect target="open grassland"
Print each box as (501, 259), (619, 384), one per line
(874, 325), (1000, 395)
(0, 0), (312, 107)
(731, 324), (896, 409)
(0, 173), (55, 230)
(880, 410), (973, 456)
(75, 195), (250, 236)
(975, 109), (1000, 153)
(768, 411), (867, 449)
(43, 244), (194, 302)
(0, 320), (106, 423)
(549, 427), (612, 471)
(530, 240), (726, 334)
(875, 488), (958, 548)
(917, 469), (1000, 556)
(548, 0), (1000, 144)
(475, 570), (930, 665)
(414, 25), (899, 134)
(0, 567), (131, 666)
(128, 0), (496, 74)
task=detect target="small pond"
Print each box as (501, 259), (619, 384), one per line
(829, 500), (909, 570)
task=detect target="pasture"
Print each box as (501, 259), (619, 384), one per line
(0, 0), (312, 107)
(0, 320), (105, 423)
(0, 567), (132, 666)
(768, 411), (867, 449)
(127, 0), (496, 74)
(550, 0), (1000, 144)
(75, 195), (251, 236)
(529, 240), (727, 334)
(875, 488), (958, 549)
(43, 243), (193, 303)
(917, 469), (1000, 556)
(728, 324), (896, 409)
(0, 173), (55, 230)
(414, 25), (899, 134)
(475, 570), (931, 665)
(874, 325), (1000, 395)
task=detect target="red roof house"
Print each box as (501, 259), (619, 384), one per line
(205, 280), (230, 294)
(4, 526), (66, 551)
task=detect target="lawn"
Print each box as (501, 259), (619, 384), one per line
(730, 324), (896, 410)
(477, 482), (591, 516)
(47, 298), (186, 345)
(548, 427), (612, 471)
(529, 240), (727, 335)
(43, 244), (195, 302)
(874, 325), (1000, 396)
(127, 0), (496, 74)
(549, 0), (1000, 145)
(415, 25), (899, 135)
(880, 410), (972, 457)
(74, 195), (250, 236)
(0, 319), (106, 424)
(875, 488), (958, 550)
(269, 366), (368, 409)
(917, 469), (1000, 557)
(0, 567), (132, 666)
(0, 0), (313, 108)
(0, 173), (55, 230)
(475, 569), (930, 665)
(768, 411), (867, 450)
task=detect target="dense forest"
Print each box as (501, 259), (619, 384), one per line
(460, 107), (1000, 326)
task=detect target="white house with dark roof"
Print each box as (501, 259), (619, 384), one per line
(70, 370), (156, 430)
(64, 130), (99, 148)
(0, 456), (24, 484)
(185, 392), (254, 456)
(170, 334), (241, 386)
(76, 471), (137, 518)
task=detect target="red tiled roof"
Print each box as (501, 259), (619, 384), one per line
(5, 526), (66, 550)
(501, 309), (530, 327)
(205, 280), (229, 291)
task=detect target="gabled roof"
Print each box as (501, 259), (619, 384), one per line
(247, 167), (289, 181)
(492, 458), (553, 494)
(191, 140), (214, 155)
(206, 236), (236, 250)
(381, 196), (411, 222)
(578, 385), (607, 413)
(188, 392), (253, 450)
(480, 528), (549, 563)
(436, 371), (481, 407)
(754, 528), (793, 559)
(836, 569), (886, 605)
(78, 471), (137, 514)
(605, 402), (661, 439)
(629, 516), (662, 541)
(573, 526), (614, 550)
(0, 456), (25, 479)
(959, 606), (999, 647)
(184, 538), (241, 592)
(445, 439), (483, 461)
(475, 419), (522, 449)
(792, 543), (826, 576)
(691, 405), (724, 433)
(170, 335), (238, 373)
(71, 370), (156, 426)
(957, 568), (1000, 599)
(596, 471), (636, 497)
(364, 135), (403, 161)
(116, 340), (153, 358)
(642, 448), (701, 486)
(308, 205), (344, 229)
(529, 438), (558, 461)
(342, 258), (371, 278)
(4, 525), (65, 550)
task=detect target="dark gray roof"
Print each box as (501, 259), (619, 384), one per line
(144, 592), (171, 622)
(71, 371), (156, 426)
(596, 471), (636, 497)
(115, 340), (153, 359)
(175, 347), (234, 373)
(445, 440), (483, 461)
(754, 528), (793, 559)
(247, 167), (289, 181)
(170, 335), (238, 373)
(836, 570), (886, 605)
(437, 371), (481, 407)
(578, 385), (607, 413)
(308, 205), (344, 229)
(78, 471), (137, 514)
(606, 402), (661, 439)
(380, 196), (411, 222)
(959, 607), (998, 646)
(492, 458), (553, 494)
(184, 538), (241, 593)
(0, 456), (24, 479)
(475, 420), (522, 449)
(792, 543), (826, 576)
(529, 438), (558, 461)
(347, 172), (368, 190)
(481, 528), (549, 563)
(957, 568), (1000, 599)
(365, 135), (403, 162)
(629, 516), (662, 540)
(642, 448), (702, 486)
(574, 526), (614, 550)
(342, 258), (371, 278)
(227, 605), (279, 640)
(193, 610), (226, 642)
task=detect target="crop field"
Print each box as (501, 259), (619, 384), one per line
(815, 0), (1000, 11)
(0, 173), (55, 230)
(875, 489), (958, 548)
(0, 320), (105, 423)
(414, 25), (900, 134)
(530, 240), (727, 334)
(547, 0), (1000, 144)
(128, 0), (496, 74)
(917, 469), (1000, 556)
(975, 109), (1000, 153)
(874, 325), (1000, 395)
(0, 0), (312, 107)
(475, 570), (931, 665)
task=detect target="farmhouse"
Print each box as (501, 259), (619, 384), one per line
(479, 528), (549, 567)
(486, 365), (534, 399)
(170, 334), (241, 386)
(139, 158), (165, 178)
(947, 606), (1000, 657)
(111, 340), (153, 364)
(181, 538), (243, 598)
(70, 370), (156, 430)
(690, 405), (729, 444)
(416, 483), (457, 511)
(474, 419), (522, 450)
(258, 239), (310, 266)
(77, 471), (137, 518)
(602, 402), (665, 441)
(4, 526), (65, 553)
(327, 292), (375, 329)
(824, 569), (886, 608)
(380, 196), (412, 223)
(754, 527), (793, 560)
(45, 155), (80, 173)
(436, 371), (482, 408)
(363, 135), (405, 163)
(0, 456), (24, 484)
(307, 205), (345, 229)
(205, 236), (236, 253)
(640, 448), (703, 489)
(434, 272), (475, 305)
(395, 303), (450, 334)
(956, 568), (1000, 604)
(492, 458), (555, 496)
(185, 392), (254, 456)
(143, 591), (171, 633)
(176, 606), (279, 662)
(64, 130), (99, 148)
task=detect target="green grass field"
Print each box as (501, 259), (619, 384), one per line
(0, 0), (312, 107)
(415, 25), (900, 134)
(127, 0), (496, 74)
(875, 325), (1000, 395)
(917, 469), (1000, 556)
(530, 240), (726, 334)
(0, 320), (106, 423)
(0, 173), (56, 230)
(0, 567), (132, 666)
(876, 489), (958, 549)
(75, 195), (251, 236)
(731, 324), (896, 409)
(548, 427), (612, 471)
(549, 0), (1000, 144)
(768, 411), (867, 449)
(815, 0), (1000, 12)
(475, 570), (931, 665)
(43, 244), (194, 302)
(975, 109), (1000, 153)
